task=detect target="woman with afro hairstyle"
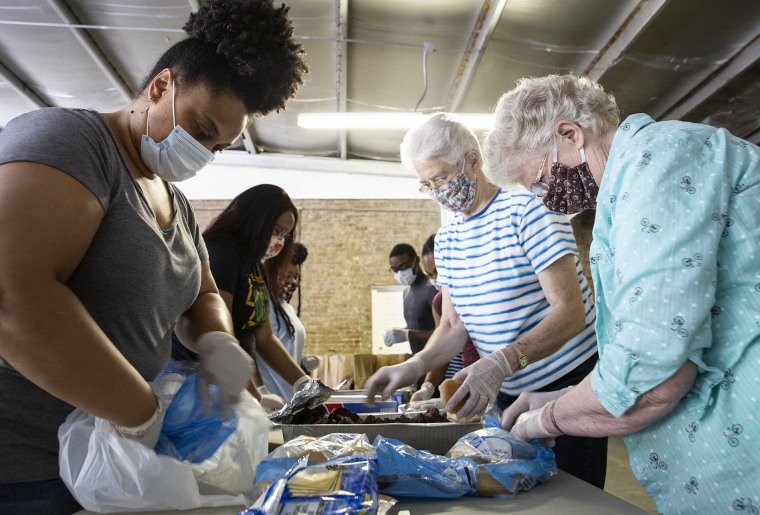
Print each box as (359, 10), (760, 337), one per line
(0, 1), (307, 512)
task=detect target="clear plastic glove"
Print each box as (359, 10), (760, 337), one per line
(257, 385), (286, 413)
(364, 355), (426, 403)
(446, 350), (513, 419)
(509, 402), (561, 445)
(500, 386), (573, 430)
(114, 395), (165, 449)
(301, 355), (320, 373)
(196, 331), (254, 417)
(410, 381), (435, 402)
(383, 327), (409, 347)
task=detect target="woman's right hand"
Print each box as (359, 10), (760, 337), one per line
(257, 385), (286, 413)
(410, 381), (435, 402)
(364, 355), (426, 403)
(114, 394), (165, 449)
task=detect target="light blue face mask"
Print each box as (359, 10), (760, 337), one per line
(140, 80), (215, 182)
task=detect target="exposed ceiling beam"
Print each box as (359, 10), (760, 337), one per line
(445, 0), (508, 112)
(0, 60), (48, 109)
(239, 129), (258, 154)
(583, 0), (670, 81)
(45, 0), (132, 103)
(335, 0), (348, 159)
(207, 150), (413, 178)
(660, 33), (760, 120)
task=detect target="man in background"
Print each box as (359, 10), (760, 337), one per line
(384, 243), (437, 354)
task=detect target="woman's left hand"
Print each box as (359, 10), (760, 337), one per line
(447, 350), (513, 419)
(196, 331), (253, 416)
(508, 403), (560, 443)
(500, 387), (572, 430)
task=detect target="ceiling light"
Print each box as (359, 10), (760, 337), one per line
(297, 112), (494, 130)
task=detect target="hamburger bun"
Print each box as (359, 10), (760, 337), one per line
(439, 378), (481, 422)
(439, 378), (466, 413)
(477, 468), (512, 497)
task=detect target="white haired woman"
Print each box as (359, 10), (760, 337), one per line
(365, 113), (607, 488)
(484, 73), (759, 513)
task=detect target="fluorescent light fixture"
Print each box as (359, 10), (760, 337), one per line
(297, 112), (493, 130)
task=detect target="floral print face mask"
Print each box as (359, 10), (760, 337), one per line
(541, 147), (599, 214)
(428, 159), (477, 213)
(262, 234), (285, 261)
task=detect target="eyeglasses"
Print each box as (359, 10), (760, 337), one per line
(418, 157), (467, 195)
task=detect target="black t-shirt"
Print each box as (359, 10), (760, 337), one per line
(403, 272), (438, 353)
(172, 239), (268, 359)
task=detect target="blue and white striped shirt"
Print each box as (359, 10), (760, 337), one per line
(444, 352), (464, 379)
(435, 189), (597, 395)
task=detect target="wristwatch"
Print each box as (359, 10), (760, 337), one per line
(510, 344), (528, 370)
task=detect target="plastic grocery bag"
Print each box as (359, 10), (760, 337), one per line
(155, 372), (238, 463)
(58, 368), (270, 512)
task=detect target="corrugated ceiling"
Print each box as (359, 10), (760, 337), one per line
(1, 0), (759, 166)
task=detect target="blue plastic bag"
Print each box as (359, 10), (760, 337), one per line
(155, 373), (238, 463)
(374, 436), (476, 498)
(447, 426), (557, 498)
(245, 454), (379, 515)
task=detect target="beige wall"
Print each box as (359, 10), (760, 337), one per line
(191, 198), (441, 356)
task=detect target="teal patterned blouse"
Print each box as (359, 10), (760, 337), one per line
(589, 113), (760, 514)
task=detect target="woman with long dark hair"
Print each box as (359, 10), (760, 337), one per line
(173, 184), (310, 411)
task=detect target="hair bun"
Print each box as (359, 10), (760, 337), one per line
(183, 0), (305, 79)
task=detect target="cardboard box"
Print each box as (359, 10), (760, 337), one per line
(281, 414), (483, 456)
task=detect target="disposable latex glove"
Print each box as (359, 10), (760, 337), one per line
(292, 375), (310, 394)
(509, 402), (561, 445)
(364, 355), (427, 403)
(196, 331), (254, 417)
(383, 327), (409, 347)
(114, 395), (165, 450)
(410, 381), (435, 402)
(301, 355), (320, 373)
(257, 385), (286, 413)
(500, 386), (573, 431)
(446, 350), (513, 419)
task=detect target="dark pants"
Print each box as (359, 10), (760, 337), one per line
(497, 354), (608, 489)
(0, 477), (82, 514)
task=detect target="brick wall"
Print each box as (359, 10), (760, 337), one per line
(191, 198), (441, 356)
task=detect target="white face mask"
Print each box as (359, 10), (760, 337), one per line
(393, 267), (416, 285)
(140, 80), (215, 182)
(262, 234), (285, 261)
(429, 277), (441, 290)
